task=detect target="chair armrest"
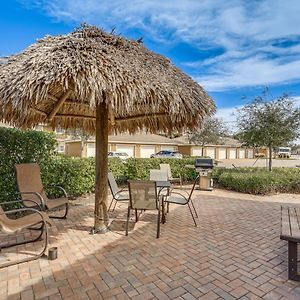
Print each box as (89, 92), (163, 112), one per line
(0, 207), (51, 226)
(167, 191), (188, 200)
(16, 192), (45, 209)
(1, 199), (43, 211)
(55, 186), (68, 198)
(114, 188), (129, 197)
(170, 188), (189, 197)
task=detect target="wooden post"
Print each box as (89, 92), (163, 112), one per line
(93, 101), (109, 232)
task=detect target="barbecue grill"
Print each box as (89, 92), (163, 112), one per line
(195, 158), (214, 170)
(194, 158), (214, 191)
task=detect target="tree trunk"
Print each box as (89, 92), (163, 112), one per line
(94, 101), (109, 232)
(268, 146), (273, 171)
(201, 145), (204, 157)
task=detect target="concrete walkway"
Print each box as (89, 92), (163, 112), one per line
(1, 189), (300, 299)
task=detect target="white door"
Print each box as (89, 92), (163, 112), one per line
(191, 147), (203, 156)
(239, 149), (245, 159)
(87, 143), (95, 157)
(229, 149), (236, 159)
(161, 145), (177, 151)
(218, 148), (227, 159)
(140, 145), (156, 158)
(207, 148), (215, 159)
(116, 144), (135, 157)
(247, 149), (254, 158)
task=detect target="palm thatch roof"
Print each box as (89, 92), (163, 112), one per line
(0, 24), (215, 134)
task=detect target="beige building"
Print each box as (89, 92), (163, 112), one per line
(65, 133), (255, 159)
(175, 136), (254, 159)
(65, 133), (179, 158)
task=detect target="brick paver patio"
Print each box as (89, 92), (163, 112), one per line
(1, 189), (300, 300)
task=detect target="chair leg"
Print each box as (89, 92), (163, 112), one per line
(188, 203), (197, 227)
(190, 199), (198, 218)
(108, 198), (114, 212)
(0, 222), (49, 268)
(135, 209), (139, 222)
(112, 200), (118, 212)
(125, 207), (131, 236)
(161, 198), (166, 224)
(157, 206), (161, 238)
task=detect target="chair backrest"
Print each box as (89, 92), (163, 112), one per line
(149, 169), (168, 181)
(128, 180), (158, 210)
(108, 172), (120, 196)
(15, 163), (48, 207)
(159, 164), (172, 179)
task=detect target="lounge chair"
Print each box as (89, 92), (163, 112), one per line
(126, 180), (161, 238)
(108, 172), (129, 212)
(15, 163), (69, 219)
(164, 176), (199, 226)
(160, 164), (182, 186)
(0, 199), (51, 268)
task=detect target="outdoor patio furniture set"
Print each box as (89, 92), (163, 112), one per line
(0, 163), (197, 268)
(108, 164), (198, 239)
(1, 162), (299, 283)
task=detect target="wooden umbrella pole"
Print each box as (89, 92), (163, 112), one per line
(93, 100), (109, 233)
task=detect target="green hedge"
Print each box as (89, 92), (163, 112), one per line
(213, 167), (300, 195)
(0, 127), (57, 205)
(1, 127), (300, 205)
(125, 158), (197, 181)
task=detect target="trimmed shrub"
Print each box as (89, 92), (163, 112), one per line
(215, 167), (300, 195)
(0, 127), (57, 204)
(41, 156), (95, 198)
(125, 158), (198, 181)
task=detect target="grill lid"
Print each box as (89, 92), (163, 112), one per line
(195, 158), (214, 169)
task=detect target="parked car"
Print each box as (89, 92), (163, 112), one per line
(150, 150), (183, 159)
(108, 151), (129, 160)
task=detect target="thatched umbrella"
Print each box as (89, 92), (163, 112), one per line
(0, 25), (215, 232)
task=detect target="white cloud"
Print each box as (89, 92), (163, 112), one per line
(20, 0), (300, 91)
(198, 56), (300, 91)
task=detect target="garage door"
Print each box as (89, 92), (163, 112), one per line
(116, 144), (135, 157)
(140, 145), (156, 158)
(247, 149), (254, 158)
(87, 143), (95, 157)
(229, 149), (237, 159)
(191, 147), (203, 156)
(206, 148), (215, 159)
(218, 148), (227, 159)
(239, 149), (245, 159)
(161, 145), (177, 151)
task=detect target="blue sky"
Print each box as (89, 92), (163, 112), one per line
(1, 0), (300, 127)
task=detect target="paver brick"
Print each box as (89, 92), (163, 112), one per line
(1, 189), (300, 299)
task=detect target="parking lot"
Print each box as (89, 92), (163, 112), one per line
(217, 155), (300, 168)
